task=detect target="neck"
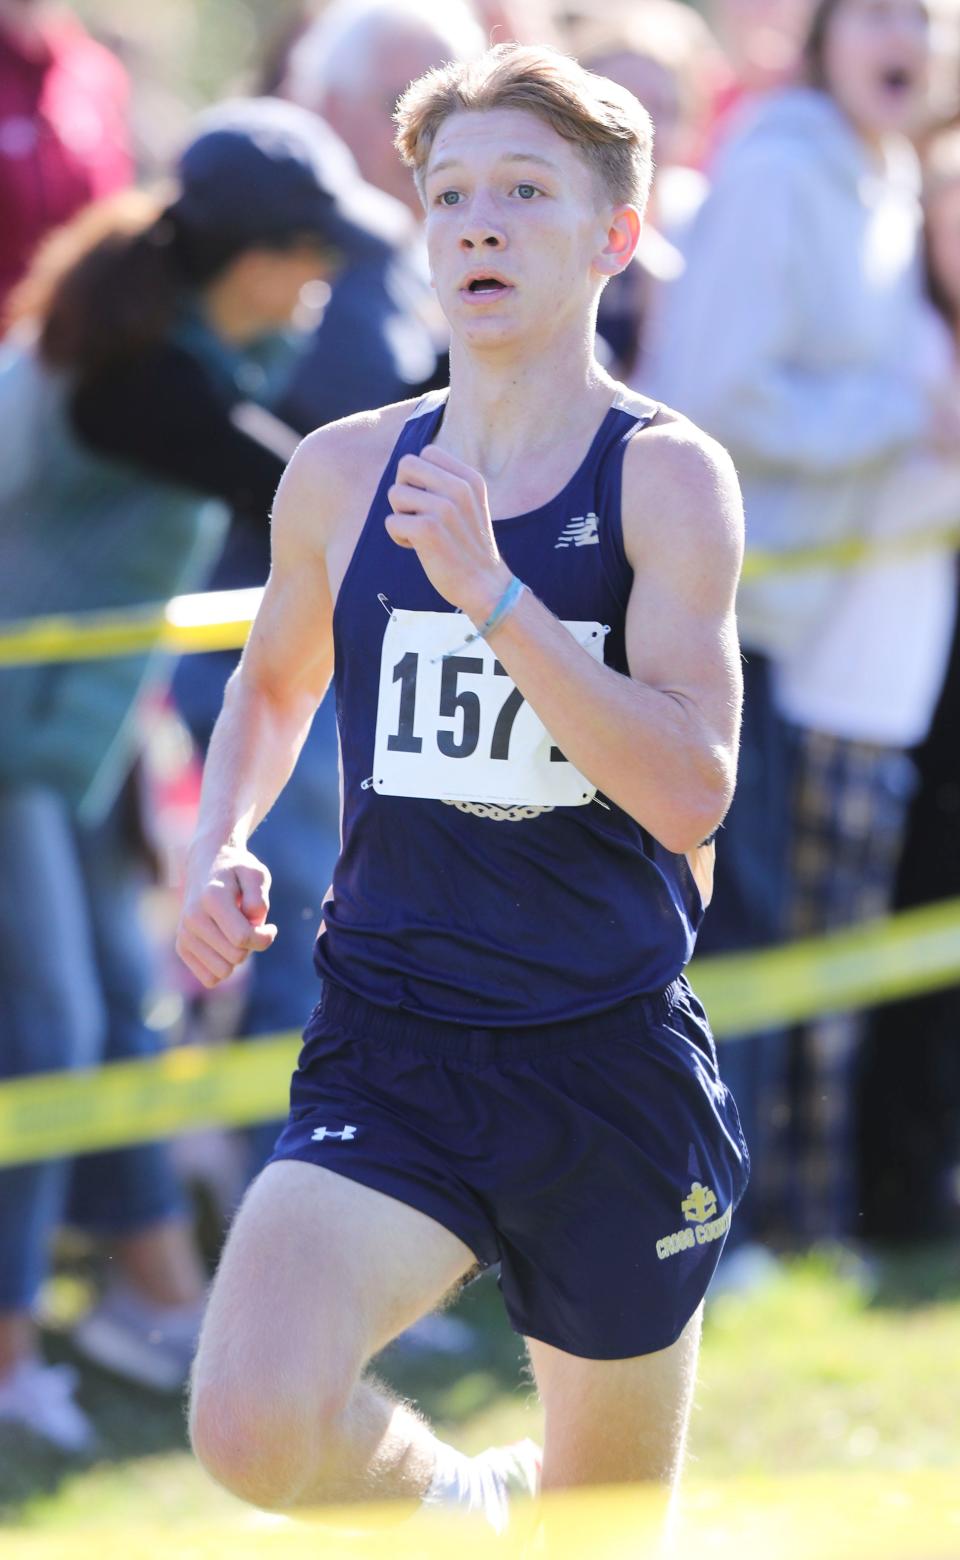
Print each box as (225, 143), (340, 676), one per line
(833, 98), (890, 165)
(853, 125), (887, 164)
(439, 320), (616, 477)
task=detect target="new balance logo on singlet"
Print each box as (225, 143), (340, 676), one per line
(554, 513), (599, 548)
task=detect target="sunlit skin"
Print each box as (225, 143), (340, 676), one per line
(821, 0), (931, 143)
(927, 177), (960, 336)
(201, 241), (331, 345)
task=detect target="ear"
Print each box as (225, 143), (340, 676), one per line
(594, 204), (642, 279)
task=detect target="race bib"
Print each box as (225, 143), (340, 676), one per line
(371, 609), (605, 808)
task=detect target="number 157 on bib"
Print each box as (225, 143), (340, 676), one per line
(370, 609), (606, 809)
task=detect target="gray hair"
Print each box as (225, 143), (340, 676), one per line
(285, 0), (486, 109)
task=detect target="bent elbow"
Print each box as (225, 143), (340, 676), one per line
(650, 779), (732, 857)
(656, 819), (717, 857)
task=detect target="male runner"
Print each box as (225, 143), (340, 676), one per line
(178, 43), (749, 1534)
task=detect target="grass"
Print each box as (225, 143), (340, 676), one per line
(2, 1243), (959, 1535)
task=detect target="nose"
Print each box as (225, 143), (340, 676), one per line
(460, 228), (506, 252)
(459, 203), (507, 252)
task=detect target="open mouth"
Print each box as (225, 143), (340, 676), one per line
(880, 65), (913, 95)
(463, 276), (511, 297)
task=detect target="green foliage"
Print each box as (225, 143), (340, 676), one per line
(72, 0), (308, 106)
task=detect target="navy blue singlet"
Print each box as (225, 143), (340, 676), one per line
(313, 388), (706, 1025)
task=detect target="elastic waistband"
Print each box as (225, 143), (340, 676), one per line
(314, 977), (688, 1063)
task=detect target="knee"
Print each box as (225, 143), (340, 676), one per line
(188, 1373), (352, 1510)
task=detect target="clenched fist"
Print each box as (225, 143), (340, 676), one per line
(386, 444), (512, 624)
(176, 846), (277, 990)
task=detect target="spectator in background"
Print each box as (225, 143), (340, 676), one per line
(571, 3), (717, 378)
(652, 0), (960, 1257)
(0, 0), (130, 318)
(700, 0), (815, 156)
(0, 99), (372, 1452)
(471, 0), (562, 46)
(923, 126), (960, 338)
(284, 0), (485, 219)
(860, 128), (960, 1244)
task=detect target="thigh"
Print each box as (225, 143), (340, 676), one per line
(192, 1159), (476, 1409)
(528, 1305), (703, 1489)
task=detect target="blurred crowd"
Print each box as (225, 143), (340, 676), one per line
(1, 0), (959, 1455)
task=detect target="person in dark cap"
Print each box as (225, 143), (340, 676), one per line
(60, 97), (402, 495)
(0, 99), (381, 1453)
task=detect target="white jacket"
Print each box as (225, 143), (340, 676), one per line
(648, 88), (950, 670)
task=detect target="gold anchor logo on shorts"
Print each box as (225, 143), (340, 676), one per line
(656, 1180), (730, 1262)
(681, 1181), (718, 1224)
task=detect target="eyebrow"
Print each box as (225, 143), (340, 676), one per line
(426, 151), (564, 179)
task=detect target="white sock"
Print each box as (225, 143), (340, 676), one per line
(425, 1437), (540, 1535)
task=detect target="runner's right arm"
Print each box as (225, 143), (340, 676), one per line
(176, 431), (337, 990)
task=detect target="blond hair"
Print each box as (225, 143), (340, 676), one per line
(394, 42), (654, 213)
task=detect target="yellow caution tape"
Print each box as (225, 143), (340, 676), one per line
(1, 514), (959, 667)
(0, 896), (958, 1167)
(694, 892), (960, 1037)
(0, 1034), (298, 1168)
(740, 519), (960, 580)
(0, 586), (262, 665)
(4, 1470), (960, 1559)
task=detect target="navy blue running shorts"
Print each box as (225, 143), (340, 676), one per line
(267, 977), (750, 1360)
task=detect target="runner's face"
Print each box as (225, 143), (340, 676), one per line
(422, 108), (630, 351)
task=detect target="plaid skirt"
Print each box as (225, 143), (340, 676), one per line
(761, 729), (916, 1243)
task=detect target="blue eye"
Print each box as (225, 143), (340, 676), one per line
(514, 183), (540, 200)
(437, 190), (461, 206)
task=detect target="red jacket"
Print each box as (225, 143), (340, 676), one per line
(0, 11), (131, 316)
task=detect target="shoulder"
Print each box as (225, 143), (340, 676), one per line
(622, 406), (744, 591)
(290, 396), (419, 476)
(271, 397), (423, 546)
